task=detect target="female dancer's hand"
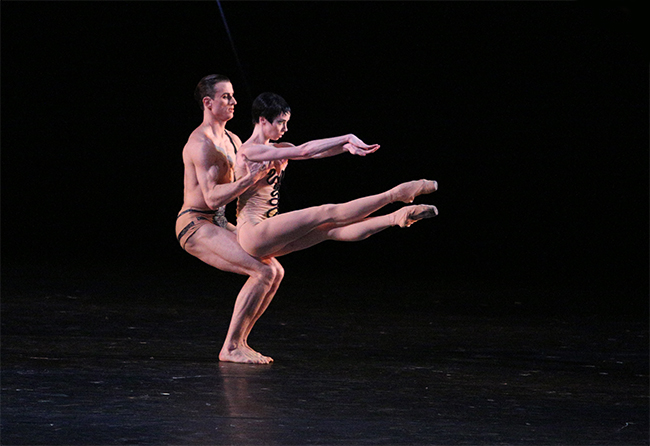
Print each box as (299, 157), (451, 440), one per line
(344, 135), (380, 156)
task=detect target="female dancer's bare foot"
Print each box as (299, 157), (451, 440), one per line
(219, 345), (273, 364)
(390, 180), (438, 203)
(392, 204), (438, 228)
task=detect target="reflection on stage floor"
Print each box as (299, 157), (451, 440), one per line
(1, 279), (647, 445)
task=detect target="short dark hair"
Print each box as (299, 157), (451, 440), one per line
(251, 92), (291, 125)
(194, 74), (231, 110)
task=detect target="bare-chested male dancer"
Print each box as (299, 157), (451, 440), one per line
(234, 92), (438, 264)
(176, 74), (283, 364)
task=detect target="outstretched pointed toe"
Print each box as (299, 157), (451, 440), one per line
(393, 179), (438, 203)
(419, 179), (438, 195)
(394, 204), (438, 228)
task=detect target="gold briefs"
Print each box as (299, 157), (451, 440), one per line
(175, 207), (228, 250)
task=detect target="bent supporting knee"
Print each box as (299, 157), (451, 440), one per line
(253, 264), (277, 288)
(272, 262), (285, 283)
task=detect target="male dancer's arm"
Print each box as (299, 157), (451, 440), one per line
(191, 140), (267, 209)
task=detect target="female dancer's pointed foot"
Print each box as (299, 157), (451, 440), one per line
(391, 179), (438, 203)
(393, 204), (438, 228)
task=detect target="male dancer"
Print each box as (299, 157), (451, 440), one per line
(176, 74), (281, 364)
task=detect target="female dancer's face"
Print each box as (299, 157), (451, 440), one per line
(264, 113), (290, 141)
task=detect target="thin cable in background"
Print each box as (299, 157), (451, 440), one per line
(216, 0), (253, 103)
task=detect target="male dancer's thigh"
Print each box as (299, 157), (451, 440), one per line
(184, 224), (266, 275)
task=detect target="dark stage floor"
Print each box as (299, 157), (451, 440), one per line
(1, 270), (648, 445)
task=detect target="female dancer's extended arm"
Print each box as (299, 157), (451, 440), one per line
(242, 134), (379, 162)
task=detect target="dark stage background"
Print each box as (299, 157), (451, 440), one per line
(2, 1), (648, 317)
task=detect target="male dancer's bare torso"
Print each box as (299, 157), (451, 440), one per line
(176, 127), (243, 247)
(181, 126), (239, 211)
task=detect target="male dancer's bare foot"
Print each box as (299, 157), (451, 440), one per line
(392, 204), (438, 228)
(244, 343), (274, 364)
(390, 180), (438, 203)
(219, 345), (273, 364)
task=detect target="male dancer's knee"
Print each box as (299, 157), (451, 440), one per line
(271, 261), (285, 285)
(250, 262), (277, 289)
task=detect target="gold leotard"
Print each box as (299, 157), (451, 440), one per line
(236, 163), (284, 228)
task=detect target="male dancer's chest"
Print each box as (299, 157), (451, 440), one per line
(210, 137), (236, 182)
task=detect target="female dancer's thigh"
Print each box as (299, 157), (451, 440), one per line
(271, 223), (340, 257)
(238, 204), (334, 258)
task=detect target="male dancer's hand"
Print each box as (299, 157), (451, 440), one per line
(243, 159), (271, 184)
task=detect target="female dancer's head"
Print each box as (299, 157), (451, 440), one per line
(252, 92), (291, 126)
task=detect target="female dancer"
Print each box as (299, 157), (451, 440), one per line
(234, 92), (438, 259)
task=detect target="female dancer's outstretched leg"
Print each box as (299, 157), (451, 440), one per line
(272, 204), (438, 257)
(237, 179), (437, 258)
